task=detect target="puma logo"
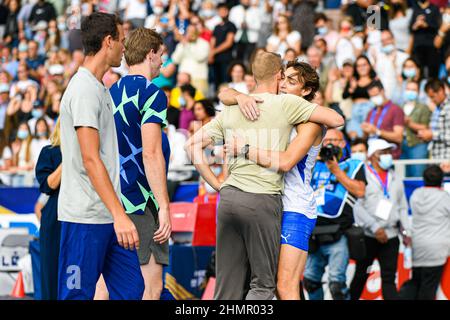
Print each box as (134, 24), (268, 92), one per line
(281, 233), (291, 243)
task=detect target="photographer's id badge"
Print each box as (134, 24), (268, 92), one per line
(314, 187), (326, 206)
(375, 199), (393, 221)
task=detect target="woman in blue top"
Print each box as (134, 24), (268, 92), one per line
(35, 119), (62, 300)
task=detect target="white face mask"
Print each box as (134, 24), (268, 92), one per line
(153, 6), (164, 15)
(379, 154), (393, 170)
(443, 13), (450, 25)
(370, 94), (384, 106)
(351, 152), (367, 162)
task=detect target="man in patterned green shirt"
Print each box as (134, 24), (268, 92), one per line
(110, 28), (171, 300)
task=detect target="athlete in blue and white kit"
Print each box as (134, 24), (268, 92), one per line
(223, 61), (328, 300)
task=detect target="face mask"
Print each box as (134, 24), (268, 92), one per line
(447, 76), (450, 85)
(404, 90), (418, 102)
(351, 152), (366, 162)
(153, 6), (164, 15)
(444, 13), (450, 25)
(17, 130), (29, 140)
(317, 26), (328, 35)
(381, 44), (395, 54)
(379, 154), (393, 170)
(32, 109), (43, 118)
(18, 43), (28, 52)
(36, 131), (46, 138)
(58, 22), (66, 31)
(370, 94), (384, 106)
(179, 96), (186, 107)
(162, 54), (168, 63)
(341, 26), (352, 34)
(200, 9), (215, 18)
(211, 166), (222, 176)
(403, 68), (416, 79)
(48, 30), (55, 36)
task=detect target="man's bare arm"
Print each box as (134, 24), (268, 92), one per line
(225, 123), (323, 172)
(185, 128), (221, 191)
(142, 123), (171, 244)
(218, 88), (262, 120)
(379, 126), (404, 145)
(309, 106), (345, 128)
(77, 127), (139, 250)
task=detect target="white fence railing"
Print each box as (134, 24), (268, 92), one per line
(1, 159), (449, 188)
(393, 159), (448, 180)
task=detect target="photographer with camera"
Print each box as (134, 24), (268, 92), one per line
(304, 128), (366, 300)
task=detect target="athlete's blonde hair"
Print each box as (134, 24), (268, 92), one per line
(50, 118), (61, 147)
(251, 51), (283, 83)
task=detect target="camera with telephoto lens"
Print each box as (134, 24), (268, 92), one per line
(319, 144), (342, 162)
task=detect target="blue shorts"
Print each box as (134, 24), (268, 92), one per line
(280, 211), (317, 252)
(58, 222), (144, 300)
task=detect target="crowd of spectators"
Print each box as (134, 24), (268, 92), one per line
(0, 0), (449, 187)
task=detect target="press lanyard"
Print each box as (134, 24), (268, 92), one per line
(368, 164), (390, 199)
(370, 103), (391, 129)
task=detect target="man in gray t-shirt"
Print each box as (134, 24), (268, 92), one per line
(59, 66), (120, 224)
(57, 12), (144, 300)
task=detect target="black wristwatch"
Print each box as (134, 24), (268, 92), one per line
(241, 144), (250, 159)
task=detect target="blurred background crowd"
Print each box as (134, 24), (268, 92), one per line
(0, 0), (449, 188)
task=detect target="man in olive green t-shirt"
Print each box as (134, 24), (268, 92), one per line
(186, 51), (343, 300)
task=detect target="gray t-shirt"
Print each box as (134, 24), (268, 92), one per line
(58, 67), (120, 224)
(410, 187), (450, 267)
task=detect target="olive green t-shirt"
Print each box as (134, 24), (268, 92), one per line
(204, 93), (317, 194)
(404, 102), (432, 147)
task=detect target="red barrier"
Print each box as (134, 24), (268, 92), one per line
(170, 202), (217, 246)
(359, 255), (449, 300)
(439, 258), (450, 299)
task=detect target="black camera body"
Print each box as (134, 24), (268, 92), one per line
(319, 144), (342, 162)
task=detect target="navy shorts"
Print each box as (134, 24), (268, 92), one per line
(280, 211), (317, 252)
(58, 222), (144, 300)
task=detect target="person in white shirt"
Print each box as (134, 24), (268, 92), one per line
(335, 17), (363, 69)
(272, 0), (292, 22)
(314, 12), (340, 53)
(369, 30), (409, 101)
(388, 0), (412, 53)
(229, 0), (261, 63)
(0, 138), (13, 186)
(120, 0), (148, 28)
(266, 14), (301, 56)
(172, 24), (210, 96)
(144, 0), (168, 31)
(228, 62), (248, 94)
(199, 0), (221, 32)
